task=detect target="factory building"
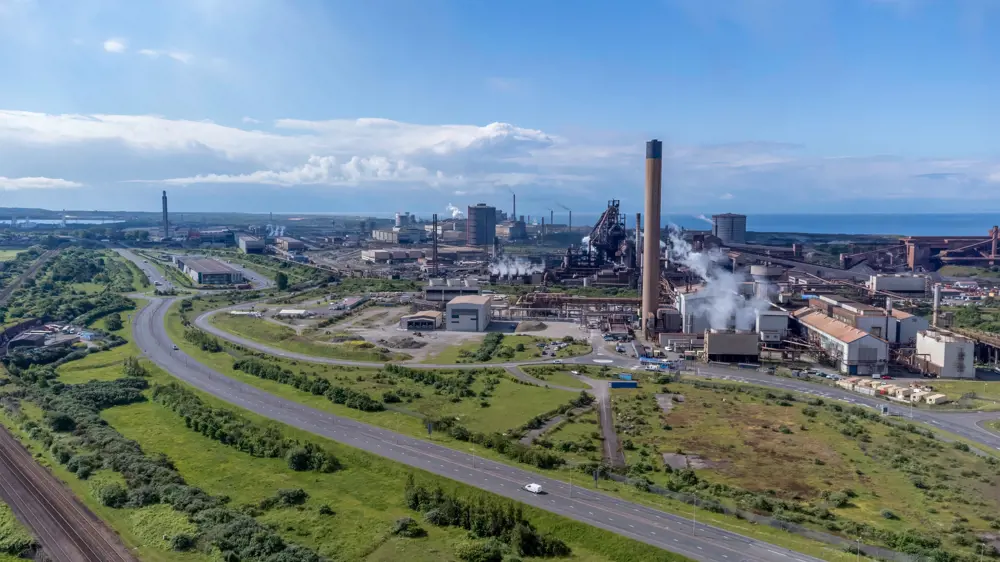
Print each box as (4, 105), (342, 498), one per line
(704, 331), (760, 363)
(466, 204), (497, 247)
(446, 295), (492, 332)
(372, 226), (425, 244)
(756, 310), (790, 344)
(276, 237), (306, 252)
(869, 274), (928, 296)
(183, 258), (245, 285)
(711, 213), (747, 244)
(238, 235), (264, 254)
(399, 311), (443, 331)
(794, 309), (888, 375)
(805, 295), (928, 346)
(362, 249), (425, 263)
(424, 278), (481, 302)
(916, 330), (975, 379)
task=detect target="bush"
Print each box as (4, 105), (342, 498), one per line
(391, 517), (426, 538)
(455, 538), (506, 562)
(170, 533), (196, 551)
(96, 482), (128, 508)
(318, 505), (335, 516)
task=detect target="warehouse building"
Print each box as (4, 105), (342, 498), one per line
(276, 237), (306, 252)
(446, 295), (492, 332)
(183, 258), (245, 285)
(424, 278), (481, 302)
(869, 274), (927, 296)
(755, 310), (789, 344)
(362, 249), (425, 263)
(916, 330), (975, 379)
(399, 311), (443, 331)
(794, 309), (888, 375)
(238, 235), (265, 254)
(704, 330), (760, 363)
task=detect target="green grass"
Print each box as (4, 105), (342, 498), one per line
(938, 265), (1000, 278)
(423, 335), (591, 364)
(0, 406), (213, 562)
(523, 366), (593, 389)
(0, 250), (23, 262)
(607, 380), (1000, 555)
(0, 500), (34, 559)
(56, 303), (144, 384)
(209, 311), (412, 362)
(70, 281), (107, 294)
(95, 364), (685, 562)
(921, 380), (1000, 410)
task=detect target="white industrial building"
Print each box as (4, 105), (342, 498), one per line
(446, 295), (492, 332)
(424, 278), (481, 302)
(890, 309), (929, 347)
(795, 309), (888, 375)
(916, 330), (975, 379)
(807, 295), (928, 346)
(399, 311), (443, 331)
(869, 274), (927, 296)
(756, 310), (789, 343)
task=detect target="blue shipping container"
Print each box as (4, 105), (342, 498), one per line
(609, 381), (638, 389)
(618, 374), (633, 381)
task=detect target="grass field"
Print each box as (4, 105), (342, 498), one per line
(938, 265), (1000, 278)
(0, 250), (23, 262)
(209, 311), (412, 362)
(923, 379), (1000, 410)
(0, 500), (34, 560)
(56, 303), (143, 384)
(608, 379), (1000, 555)
(171, 302), (578, 435)
(523, 366), (593, 389)
(423, 335), (591, 364)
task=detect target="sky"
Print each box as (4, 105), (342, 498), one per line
(0, 0), (998, 218)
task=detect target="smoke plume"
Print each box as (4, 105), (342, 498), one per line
(489, 256), (544, 277)
(668, 226), (770, 331)
(695, 214), (713, 225)
(446, 203), (465, 219)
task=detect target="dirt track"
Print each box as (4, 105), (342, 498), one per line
(0, 426), (137, 562)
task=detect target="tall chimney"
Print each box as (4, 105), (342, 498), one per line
(512, 193), (516, 222)
(161, 190), (169, 238)
(932, 283), (941, 327)
(550, 210), (554, 225)
(541, 217), (545, 241)
(642, 140), (663, 333)
(568, 210), (572, 231)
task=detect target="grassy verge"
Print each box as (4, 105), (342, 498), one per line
(524, 366), (593, 389)
(56, 304), (144, 384)
(0, 501), (34, 561)
(423, 335), (591, 365)
(207, 310), (411, 362)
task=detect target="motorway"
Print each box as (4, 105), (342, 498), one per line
(117, 248), (1000, 561)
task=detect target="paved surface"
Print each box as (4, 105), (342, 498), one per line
(0, 426), (137, 562)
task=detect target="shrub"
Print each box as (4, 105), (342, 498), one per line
(391, 517), (426, 538)
(96, 482), (128, 508)
(170, 534), (196, 551)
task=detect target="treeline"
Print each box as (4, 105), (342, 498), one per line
(380, 363), (484, 397)
(183, 328), (223, 352)
(6, 361), (325, 561)
(232, 358), (384, 412)
(428, 415), (564, 469)
(152, 382), (341, 472)
(405, 476), (570, 560)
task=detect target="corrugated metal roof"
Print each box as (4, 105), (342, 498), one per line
(890, 309), (914, 320)
(448, 295), (492, 305)
(797, 311), (871, 344)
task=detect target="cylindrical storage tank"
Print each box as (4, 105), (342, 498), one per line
(395, 212), (402, 227)
(750, 265), (783, 301)
(712, 214), (747, 244)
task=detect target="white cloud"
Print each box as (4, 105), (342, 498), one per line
(2, 109), (1000, 209)
(103, 38), (126, 53)
(0, 176), (82, 190)
(242, 116), (261, 124)
(138, 48), (194, 64)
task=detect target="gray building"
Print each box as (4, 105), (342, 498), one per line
(183, 258), (245, 285)
(466, 203), (496, 247)
(424, 278), (481, 302)
(446, 295), (492, 332)
(238, 235), (265, 254)
(712, 213), (747, 244)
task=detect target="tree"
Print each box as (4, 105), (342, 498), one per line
(276, 272), (289, 291)
(105, 313), (123, 331)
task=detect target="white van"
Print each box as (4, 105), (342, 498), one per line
(523, 483), (543, 494)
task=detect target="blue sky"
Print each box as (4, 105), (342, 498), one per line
(0, 0), (997, 217)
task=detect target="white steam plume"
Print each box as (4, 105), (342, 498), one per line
(695, 214), (713, 225)
(581, 235), (591, 246)
(489, 256), (544, 277)
(668, 226), (770, 331)
(446, 203), (465, 219)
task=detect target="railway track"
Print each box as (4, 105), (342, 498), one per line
(0, 426), (136, 562)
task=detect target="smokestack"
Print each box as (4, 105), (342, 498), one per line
(512, 193), (516, 221)
(568, 210), (572, 231)
(550, 210), (554, 225)
(642, 139), (663, 333)
(432, 213), (439, 276)
(541, 217), (545, 241)
(932, 283), (941, 327)
(161, 190), (169, 238)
